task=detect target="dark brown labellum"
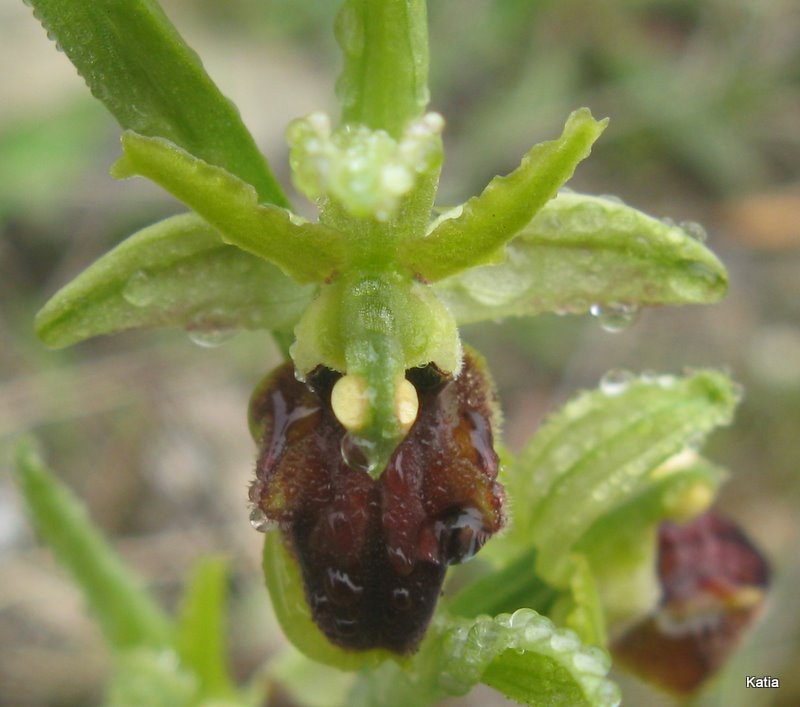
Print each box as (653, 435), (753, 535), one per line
(612, 511), (770, 695)
(249, 351), (505, 654)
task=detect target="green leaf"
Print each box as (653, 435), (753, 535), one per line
(113, 132), (346, 283)
(347, 610), (620, 707)
(35, 213), (313, 348)
(335, 0), (430, 137)
(508, 370), (739, 584)
(399, 109), (607, 282)
(176, 557), (235, 700)
(434, 192), (728, 323)
(261, 531), (396, 671)
(12, 438), (173, 650)
(26, 0), (287, 206)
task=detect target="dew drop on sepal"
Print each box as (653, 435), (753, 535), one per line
(122, 270), (155, 307)
(590, 302), (640, 333)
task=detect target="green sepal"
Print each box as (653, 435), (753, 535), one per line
(335, 0), (430, 137)
(507, 370), (739, 585)
(35, 214), (313, 348)
(25, 0), (287, 206)
(261, 531), (397, 671)
(400, 109), (607, 282)
(12, 439), (173, 650)
(176, 557), (236, 700)
(435, 192), (728, 323)
(112, 132), (347, 283)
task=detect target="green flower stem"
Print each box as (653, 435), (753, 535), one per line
(26, 0), (287, 206)
(336, 0), (430, 137)
(400, 109), (607, 282)
(112, 132), (346, 283)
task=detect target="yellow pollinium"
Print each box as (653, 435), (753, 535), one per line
(331, 374), (419, 434)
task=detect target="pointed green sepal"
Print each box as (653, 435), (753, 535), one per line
(35, 214), (313, 348)
(25, 0), (287, 206)
(112, 132), (347, 283)
(400, 109), (607, 282)
(335, 0), (430, 137)
(435, 192), (728, 323)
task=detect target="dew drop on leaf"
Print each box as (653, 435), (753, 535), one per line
(600, 369), (635, 396)
(590, 302), (640, 333)
(122, 270), (155, 307)
(679, 220), (708, 242)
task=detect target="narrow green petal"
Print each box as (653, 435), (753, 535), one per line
(25, 0), (287, 206)
(336, 0), (430, 137)
(35, 214), (313, 348)
(508, 370), (739, 584)
(435, 192), (728, 323)
(400, 109), (607, 282)
(112, 132), (347, 283)
(13, 439), (173, 650)
(176, 558), (235, 699)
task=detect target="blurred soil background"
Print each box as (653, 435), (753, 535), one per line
(1, 0), (799, 705)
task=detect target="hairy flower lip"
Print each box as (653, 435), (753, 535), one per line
(251, 350), (504, 653)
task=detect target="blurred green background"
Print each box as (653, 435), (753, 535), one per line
(1, 0), (798, 705)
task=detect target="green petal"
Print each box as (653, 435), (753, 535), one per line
(25, 0), (287, 206)
(400, 109), (607, 282)
(35, 214), (313, 348)
(13, 439), (173, 650)
(261, 532), (396, 671)
(435, 192), (728, 323)
(507, 370), (739, 585)
(336, 0), (430, 137)
(113, 132), (346, 283)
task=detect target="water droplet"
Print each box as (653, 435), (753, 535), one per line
(187, 327), (237, 348)
(509, 608), (536, 628)
(679, 220), (708, 242)
(590, 302), (640, 333)
(325, 568), (364, 606)
(436, 507), (490, 565)
(524, 621), (551, 644)
(122, 270), (155, 307)
(573, 647), (609, 675)
(249, 507), (275, 533)
(550, 629), (580, 652)
(600, 369), (635, 396)
(340, 433), (378, 473)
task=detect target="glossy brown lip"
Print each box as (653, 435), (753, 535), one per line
(249, 351), (505, 653)
(612, 511), (770, 695)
